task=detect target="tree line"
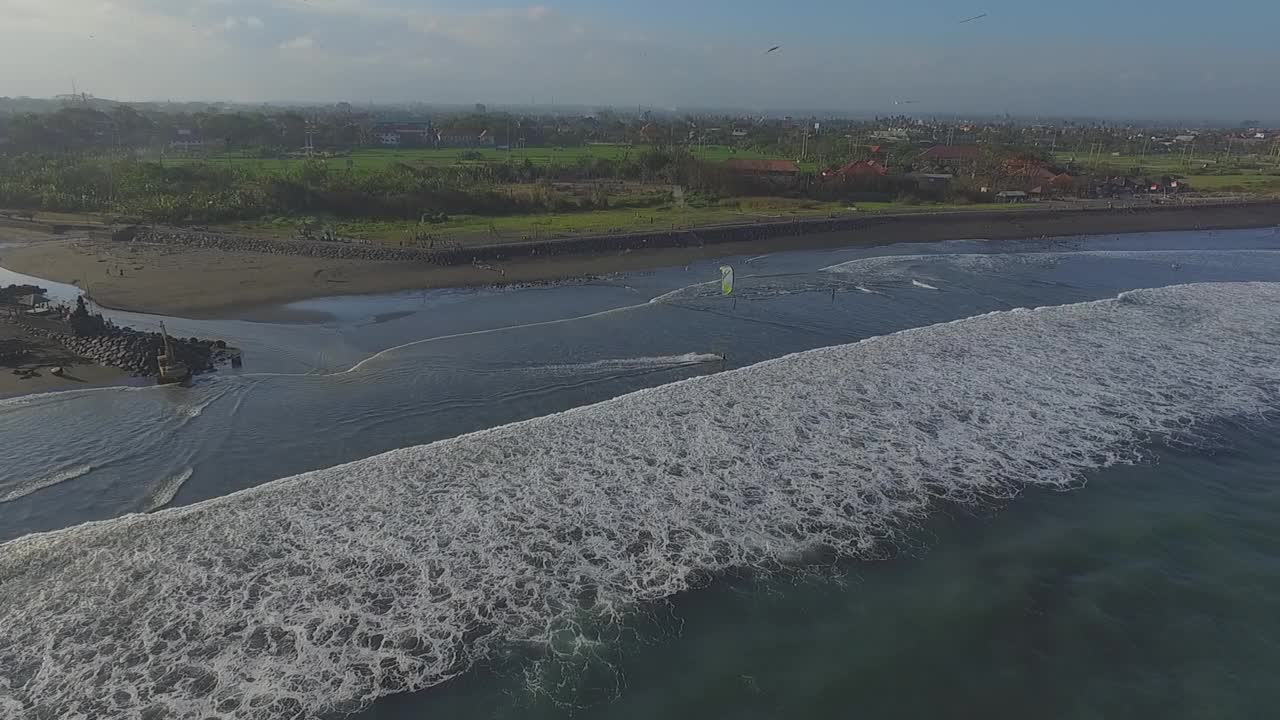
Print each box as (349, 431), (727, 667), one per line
(0, 149), (844, 225)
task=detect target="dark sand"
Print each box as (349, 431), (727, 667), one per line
(3, 202), (1278, 320)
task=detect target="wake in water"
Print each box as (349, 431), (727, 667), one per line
(2, 283), (1280, 719)
(0, 464), (93, 504)
(143, 468), (194, 513)
(524, 353), (723, 375)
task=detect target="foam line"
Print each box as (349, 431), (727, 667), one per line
(3, 283), (1279, 719)
(143, 468), (194, 513)
(230, 297), (672, 383)
(525, 353), (723, 374)
(821, 248), (1280, 274)
(0, 464), (94, 504)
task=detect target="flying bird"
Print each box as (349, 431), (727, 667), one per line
(958, 13), (988, 23)
(765, 45), (781, 54)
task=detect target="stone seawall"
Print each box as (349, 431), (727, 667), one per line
(10, 321), (235, 377)
(128, 201), (1280, 267)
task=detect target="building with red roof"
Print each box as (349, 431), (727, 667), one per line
(828, 159), (888, 180)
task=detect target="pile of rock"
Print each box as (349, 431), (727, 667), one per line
(62, 329), (236, 377)
(16, 321), (234, 378)
(136, 228), (435, 263)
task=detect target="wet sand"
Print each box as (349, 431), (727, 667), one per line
(0, 237), (750, 318)
(0, 324), (132, 399)
(2, 202), (1278, 320)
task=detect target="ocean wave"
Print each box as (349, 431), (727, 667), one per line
(0, 464), (94, 504)
(526, 353), (723, 374)
(2, 282), (1279, 719)
(143, 468), (194, 513)
(0, 383), (152, 410)
(821, 248), (1280, 276)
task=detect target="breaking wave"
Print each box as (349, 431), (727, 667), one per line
(0, 464), (94, 504)
(821, 248), (1280, 278)
(526, 353), (723, 374)
(3, 283), (1280, 719)
(143, 468), (194, 513)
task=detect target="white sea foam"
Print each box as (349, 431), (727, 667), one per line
(0, 383), (152, 410)
(822, 248), (1280, 276)
(911, 279), (939, 290)
(0, 464), (94, 504)
(3, 282), (1280, 719)
(527, 353), (723, 374)
(143, 468), (194, 512)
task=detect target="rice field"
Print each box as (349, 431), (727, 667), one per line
(165, 145), (805, 173)
(1055, 150), (1280, 174)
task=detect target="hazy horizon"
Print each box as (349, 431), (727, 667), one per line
(2, 0), (1277, 123)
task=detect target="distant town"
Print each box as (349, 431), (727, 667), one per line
(1, 94), (1278, 243)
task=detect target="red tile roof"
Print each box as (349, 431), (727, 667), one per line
(832, 160), (888, 178)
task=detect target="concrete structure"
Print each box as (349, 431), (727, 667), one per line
(995, 190), (1030, 203)
(371, 122), (434, 147)
(436, 127), (495, 148)
(169, 129), (205, 152)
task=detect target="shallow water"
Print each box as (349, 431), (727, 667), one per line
(2, 227), (1280, 718)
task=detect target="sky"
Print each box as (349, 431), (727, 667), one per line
(0, 0), (1277, 120)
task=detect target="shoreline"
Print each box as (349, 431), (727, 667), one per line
(1, 201), (1278, 320)
(0, 323), (135, 400)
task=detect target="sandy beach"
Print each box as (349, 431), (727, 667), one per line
(0, 323), (131, 399)
(2, 202), (1279, 320)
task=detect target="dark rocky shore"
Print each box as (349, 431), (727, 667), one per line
(7, 313), (237, 379)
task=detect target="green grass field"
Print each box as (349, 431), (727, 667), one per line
(232, 198), (1012, 245)
(1054, 152), (1204, 174)
(1055, 151), (1280, 175)
(1179, 173), (1280, 191)
(167, 144), (813, 173)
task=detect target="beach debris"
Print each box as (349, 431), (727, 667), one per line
(765, 45), (780, 54)
(958, 12), (988, 23)
(50, 366), (65, 377)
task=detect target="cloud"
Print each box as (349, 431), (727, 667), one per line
(0, 0), (1275, 119)
(279, 34), (314, 50)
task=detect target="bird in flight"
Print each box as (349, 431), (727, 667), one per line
(958, 13), (988, 23)
(765, 45), (781, 54)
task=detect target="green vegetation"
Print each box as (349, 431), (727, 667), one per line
(1053, 151), (1280, 191)
(1179, 173), (1280, 192)
(232, 199), (1014, 245)
(0, 146), (918, 234)
(163, 145), (811, 172)
(5, 103), (1274, 245)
